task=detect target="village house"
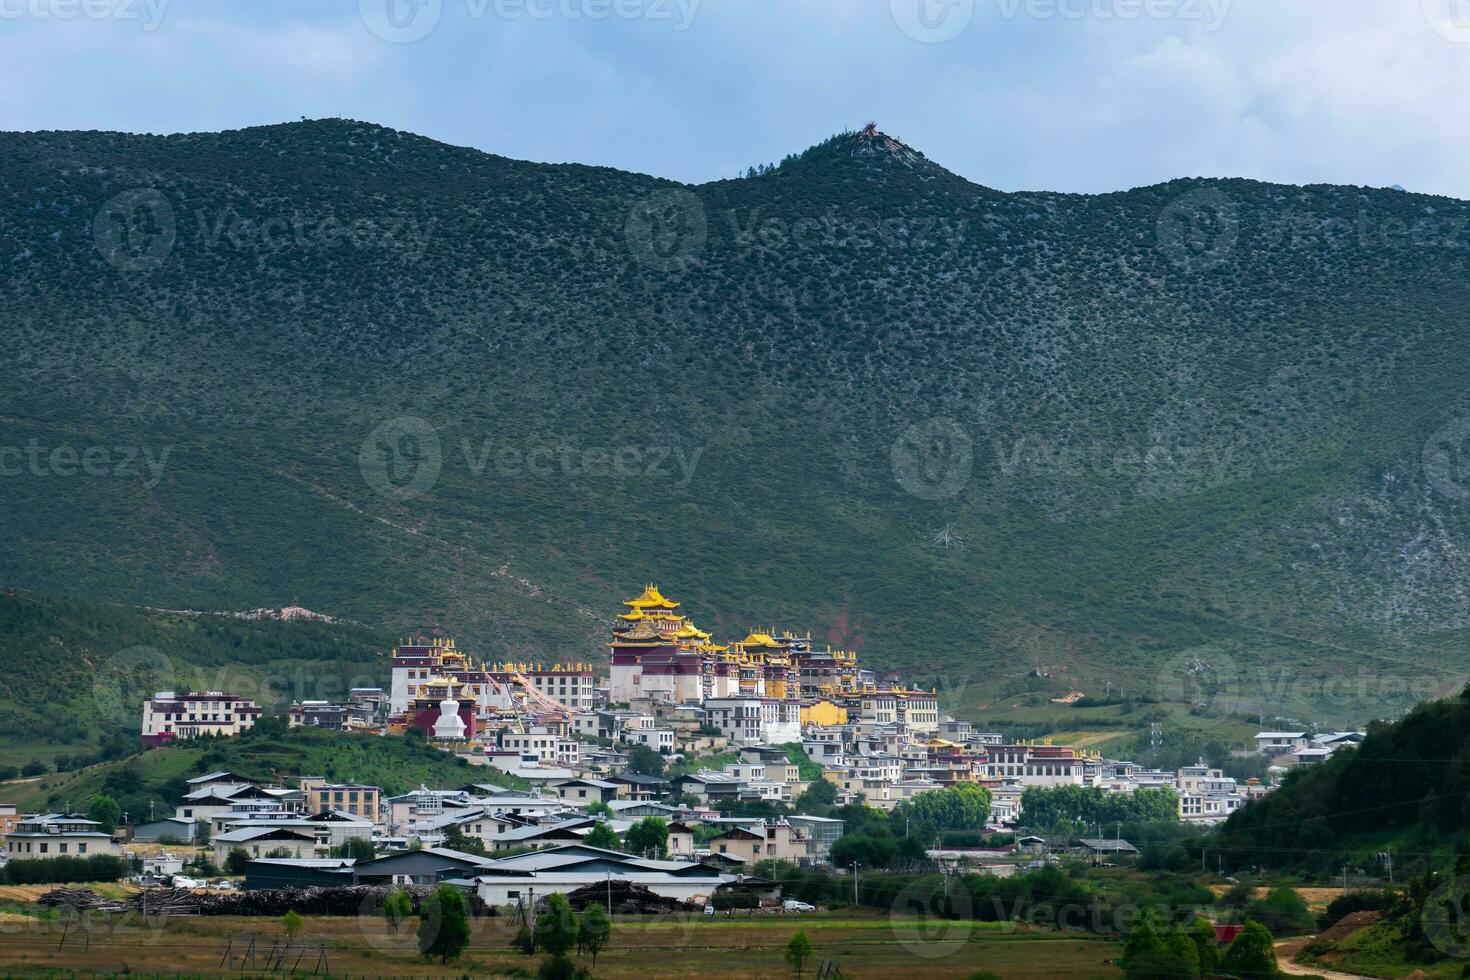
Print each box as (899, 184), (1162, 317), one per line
(5, 814), (120, 859)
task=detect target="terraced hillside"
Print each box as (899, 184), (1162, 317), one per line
(5, 120), (1470, 726)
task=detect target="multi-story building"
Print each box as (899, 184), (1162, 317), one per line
(286, 701), (347, 729)
(389, 636), (595, 716)
(608, 586), (861, 711)
(299, 780), (381, 822)
(140, 691), (261, 746)
(983, 743), (1087, 786)
(5, 814), (121, 859)
(502, 728), (581, 767)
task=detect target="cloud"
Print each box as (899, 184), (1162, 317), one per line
(2, 0), (1470, 197)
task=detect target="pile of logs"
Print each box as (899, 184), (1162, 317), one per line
(563, 879), (690, 914)
(125, 885), (495, 918)
(36, 888), (126, 912)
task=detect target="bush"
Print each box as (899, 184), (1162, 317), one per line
(1219, 920), (1278, 978)
(1245, 886), (1314, 936)
(1, 854), (129, 884)
(224, 847), (251, 875)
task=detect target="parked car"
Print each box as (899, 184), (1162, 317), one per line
(782, 900), (815, 912)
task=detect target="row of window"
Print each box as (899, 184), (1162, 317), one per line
(7, 840), (90, 854)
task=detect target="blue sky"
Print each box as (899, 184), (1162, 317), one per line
(4, 0), (1470, 196)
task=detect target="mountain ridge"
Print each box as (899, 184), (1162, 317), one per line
(5, 118), (1470, 729)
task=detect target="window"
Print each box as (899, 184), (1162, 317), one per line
(78, 843), (87, 854)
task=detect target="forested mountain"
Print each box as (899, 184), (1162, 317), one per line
(1216, 684), (1470, 872)
(6, 119), (1470, 723)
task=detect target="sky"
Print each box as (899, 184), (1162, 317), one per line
(3, 0), (1470, 196)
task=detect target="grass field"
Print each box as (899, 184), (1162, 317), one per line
(0, 908), (1123, 978)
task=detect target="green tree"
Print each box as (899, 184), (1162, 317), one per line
(624, 817), (669, 859)
(1120, 921), (1167, 979)
(535, 893), (579, 962)
(1246, 886), (1314, 936)
(335, 837), (376, 861)
(584, 799), (613, 817)
(626, 744), (665, 776)
(282, 910), (303, 938)
(224, 847), (251, 875)
(86, 794), (122, 834)
(383, 887), (412, 933)
(418, 884), (471, 964)
(583, 822), (621, 850)
(443, 824), (489, 857)
(892, 783), (991, 837)
(1164, 931), (1201, 977)
(1183, 916), (1221, 974)
(784, 930), (813, 977)
(578, 903), (612, 969)
(1219, 920), (1278, 979)
(794, 778), (837, 813)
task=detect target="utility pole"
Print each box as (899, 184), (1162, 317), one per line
(606, 871), (612, 914)
(851, 863), (860, 907)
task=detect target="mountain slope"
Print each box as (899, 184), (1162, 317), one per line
(5, 120), (1470, 725)
(0, 591), (384, 758)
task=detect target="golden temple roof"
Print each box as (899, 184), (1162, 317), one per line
(624, 584), (679, 609)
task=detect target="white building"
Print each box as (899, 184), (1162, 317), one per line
(5, 814), (120, 859)
(1254, 731), (1309, 754)
(141, 692), (261, 746)
(704, 697), (800, 745)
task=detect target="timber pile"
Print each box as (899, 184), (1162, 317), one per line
(36, 888), (125, 912)
(125, 885), (494, 917)
(564, 879), (690, 914)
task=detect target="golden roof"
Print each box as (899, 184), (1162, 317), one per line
(624, 584), (679, 609)
(738, 631), (781, 648)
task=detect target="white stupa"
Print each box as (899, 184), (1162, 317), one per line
(432, 698), (466, 740)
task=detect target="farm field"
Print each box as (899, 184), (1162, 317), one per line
(0, 908), (1123, 978)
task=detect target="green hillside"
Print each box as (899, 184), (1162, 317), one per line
(6, 120), (1470, 727)
(0, 590), (387, 762)
(0, 721), (522, 819)
(1215, 684), (1470, 873)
